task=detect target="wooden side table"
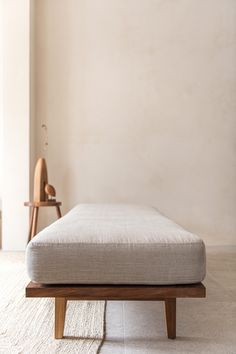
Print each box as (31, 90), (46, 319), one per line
(24, 201), (62, 243)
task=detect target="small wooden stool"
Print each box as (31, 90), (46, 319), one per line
(24, 201), (62, 243)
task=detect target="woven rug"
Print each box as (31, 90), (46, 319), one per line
(0, 252), (106, 354)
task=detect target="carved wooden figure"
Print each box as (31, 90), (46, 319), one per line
(45, 184), (56, 200)
(33, 158), (48, 202)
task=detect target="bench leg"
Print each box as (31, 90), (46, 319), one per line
(55, 297), (67, 339)
(165, 298), (176, 339)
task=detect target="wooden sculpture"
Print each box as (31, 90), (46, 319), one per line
(33, 158), (57, 202)
(33, 158), (48, 202)
(45, 184), (56, 200)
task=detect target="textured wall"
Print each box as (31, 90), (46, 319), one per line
(33, 0), (236, 245)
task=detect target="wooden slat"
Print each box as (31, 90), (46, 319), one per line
(26, 282), (206, 300)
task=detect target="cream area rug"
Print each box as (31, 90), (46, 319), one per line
(0, 252), (106, 354)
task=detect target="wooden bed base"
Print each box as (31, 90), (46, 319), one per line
(26, 282), (206, 340)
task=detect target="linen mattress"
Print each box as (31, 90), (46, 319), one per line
(26, 204), (206, 285)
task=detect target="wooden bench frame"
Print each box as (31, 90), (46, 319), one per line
(26, 281), (206, 340)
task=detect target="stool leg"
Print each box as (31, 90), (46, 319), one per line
(55, 298), (67, 339)
(28, 207), (34, 243)
(56, 205), (62, 219)
(165, 298), (176, 339)
(31, 207), (39, 239)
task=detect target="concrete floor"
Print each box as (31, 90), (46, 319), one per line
(100, 246), (236, 354)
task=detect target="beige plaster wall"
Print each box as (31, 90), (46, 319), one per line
(33, 0), (236, 245)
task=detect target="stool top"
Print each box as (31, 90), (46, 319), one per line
(24, 201), (62, 207)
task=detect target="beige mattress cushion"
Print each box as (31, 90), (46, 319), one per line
(26, 204), (206, 285)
